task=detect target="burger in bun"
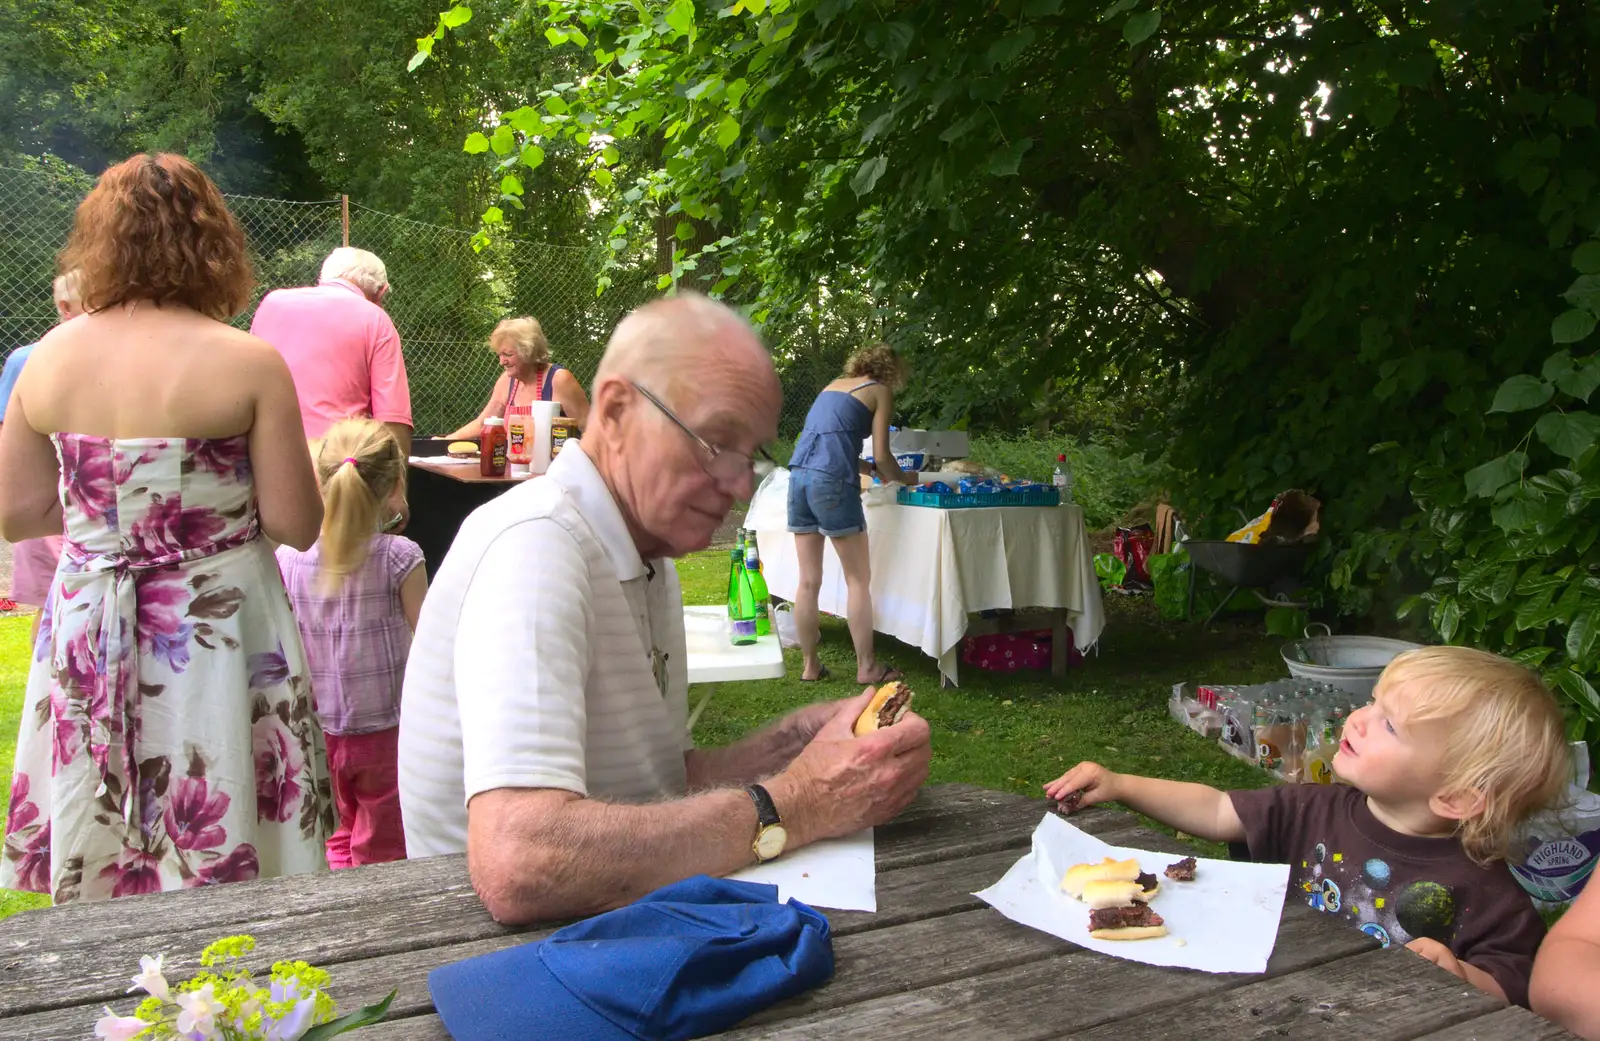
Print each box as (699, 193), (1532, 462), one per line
(1062, 857), (1160, 901)
(447, 441), (479, 459)
(852, 681), (914, 737)
(1088, 904), (1167, 941)
(1082, 879), (1155, 910)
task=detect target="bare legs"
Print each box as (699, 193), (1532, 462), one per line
(831, 532), (891, 683)
(795, 529), (896, 684)
(795, 533), (826, 680)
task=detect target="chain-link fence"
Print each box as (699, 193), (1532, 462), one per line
(1, 159), (835, 439)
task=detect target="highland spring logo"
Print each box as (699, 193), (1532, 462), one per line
(1526, 838), (1594, 873)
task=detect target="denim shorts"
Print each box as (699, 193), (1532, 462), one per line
(787, 467), (866, 537)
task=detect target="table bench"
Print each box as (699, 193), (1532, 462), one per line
(0, 785), (1572, 1039)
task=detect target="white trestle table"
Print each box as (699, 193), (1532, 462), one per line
(682, 603), (786, 730)
(747, 471), (1105, 687)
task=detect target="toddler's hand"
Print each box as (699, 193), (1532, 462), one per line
(1043, 762), (1118, 807)
(1406, 938), (1466, 981)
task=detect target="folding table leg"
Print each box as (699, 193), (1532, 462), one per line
(1051, 609), (1069, 678)
(687, 689), (714, 731)
(1202, 586), (1239, 627)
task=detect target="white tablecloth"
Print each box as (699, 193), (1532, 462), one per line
(748, 471), (1104, 686)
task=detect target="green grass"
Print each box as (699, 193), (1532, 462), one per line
(0, 551), (1283, 920)
(0, 615), (49, 919)
(678, 550), (1281, 856)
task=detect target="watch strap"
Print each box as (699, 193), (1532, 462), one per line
(745, 784), (781, 828)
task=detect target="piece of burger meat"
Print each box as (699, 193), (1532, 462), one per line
(1164, 857), (1197, 882)
(1049, 789), (1083, 817)
(876, 687), (912, 728)
(1135, 871), (1159, 895)
(1088, 905), (1165, 931)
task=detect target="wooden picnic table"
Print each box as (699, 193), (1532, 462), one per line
(0, 784), (1575, 1039)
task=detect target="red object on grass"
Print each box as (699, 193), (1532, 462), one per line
(961, 628), (1082, 673)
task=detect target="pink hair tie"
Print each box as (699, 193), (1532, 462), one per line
(343, 457), (359, 466)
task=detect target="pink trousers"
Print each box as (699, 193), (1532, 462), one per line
(323, 727), (407, 869)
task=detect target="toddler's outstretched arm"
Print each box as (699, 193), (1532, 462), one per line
(1045, 762), (1246, 844)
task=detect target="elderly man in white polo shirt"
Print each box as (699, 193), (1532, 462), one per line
(399, 293), (931, 923)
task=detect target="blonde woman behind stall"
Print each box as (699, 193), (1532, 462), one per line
(446, 316), (590, 439)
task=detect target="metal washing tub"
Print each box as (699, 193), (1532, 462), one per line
(1281, 622), (1422, 698)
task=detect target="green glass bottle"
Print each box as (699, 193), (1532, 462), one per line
(730, 563), (758, 647)
(725, 547), (743, 620)
(744, 531), (771, 636)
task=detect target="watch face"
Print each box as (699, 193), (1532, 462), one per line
(755, 824), (788, 861)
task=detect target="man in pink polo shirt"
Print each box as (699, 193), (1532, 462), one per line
(251, 247), (413, 456)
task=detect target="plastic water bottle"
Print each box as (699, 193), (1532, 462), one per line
(1052, 453), (1073, 503)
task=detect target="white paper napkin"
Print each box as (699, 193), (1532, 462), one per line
(975, 813), (1289, 973)
(727, 828), (876, 912)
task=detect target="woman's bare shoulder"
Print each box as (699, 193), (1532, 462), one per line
(211, 324), (291, 369)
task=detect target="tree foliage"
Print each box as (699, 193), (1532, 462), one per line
(427, 0), (1600, 735)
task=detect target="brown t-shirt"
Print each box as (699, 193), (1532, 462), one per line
(1229, 783), (1543, 1007)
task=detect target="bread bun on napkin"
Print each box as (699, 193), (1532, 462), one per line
(1061, 857), (1141, 899)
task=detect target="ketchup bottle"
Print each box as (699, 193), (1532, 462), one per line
(480, 416), (508, 477)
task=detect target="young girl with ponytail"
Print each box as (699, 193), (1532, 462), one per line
(277, 418), (427, 867)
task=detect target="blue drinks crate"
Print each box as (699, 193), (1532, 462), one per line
(897, 486), (1061, 509)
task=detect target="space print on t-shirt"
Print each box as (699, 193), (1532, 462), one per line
(1296, 838), (1461, 949)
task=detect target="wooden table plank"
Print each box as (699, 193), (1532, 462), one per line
(354, 898), (1382, 1041)
(1412, 1006), (1579, 1040)
(0, 787), (1128, 1020)
(407, 458), (535, 483)
(5, 832), (1125, 1040)
(714, 902), (1380, 1041)
(1, 783), (1528, 1041)
(1060, 947), (1504, 1041)
(0, 784), (1047, 949)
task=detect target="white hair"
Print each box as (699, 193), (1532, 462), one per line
(53, 270), (81, 305)
(595, 293), (762, 399)
(319, 248), (388, 295)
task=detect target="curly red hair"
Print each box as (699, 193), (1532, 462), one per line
(60, 153), (253, 320)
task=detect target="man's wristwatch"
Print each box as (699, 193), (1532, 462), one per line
(745, 784), (788, 863)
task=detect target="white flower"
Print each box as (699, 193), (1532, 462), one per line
(265, 997), (318, 1041)
(174, 983), (225, 1038)
(94, 1007), (152, 1041)
(237, 991), (263, 1020)
(127, 954), (171, 1002)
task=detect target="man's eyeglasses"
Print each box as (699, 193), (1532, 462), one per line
(630, 381), (776, 483)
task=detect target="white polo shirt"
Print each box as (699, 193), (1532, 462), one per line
(398, 439), (691, 858)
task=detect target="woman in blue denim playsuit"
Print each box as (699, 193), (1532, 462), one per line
(786, 343), (915, 685)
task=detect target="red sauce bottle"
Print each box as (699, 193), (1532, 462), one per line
(480, 416), (508, 477)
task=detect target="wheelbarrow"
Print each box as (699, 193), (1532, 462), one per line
(1184, 539), (1313, 626)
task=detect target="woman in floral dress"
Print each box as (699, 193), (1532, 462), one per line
(0, 154), (335, 902)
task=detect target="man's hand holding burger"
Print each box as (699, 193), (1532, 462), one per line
(766, 683), (930, 849)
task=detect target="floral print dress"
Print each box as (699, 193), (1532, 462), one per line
(3, 434), (334, 902)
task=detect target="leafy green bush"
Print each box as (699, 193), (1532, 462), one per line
(1334, 240), (1600, 751)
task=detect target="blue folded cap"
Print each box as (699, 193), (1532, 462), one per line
(429, 875), (834, 1041)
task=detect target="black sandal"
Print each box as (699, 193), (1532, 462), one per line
(860, 665), (904, 685)
(799, 665), (832, 682)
